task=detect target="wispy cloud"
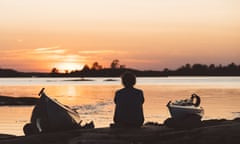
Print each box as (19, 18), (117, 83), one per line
(35, 46), (65, 54)
(33, 46), (88, 63)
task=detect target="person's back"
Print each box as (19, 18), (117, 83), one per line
(113, 71), (144, 128)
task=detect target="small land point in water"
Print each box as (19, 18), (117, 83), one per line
(0, 96), (38, 106)
(63, 78), (94, 81)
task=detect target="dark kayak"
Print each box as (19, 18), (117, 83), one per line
(23, 88), (93, 135)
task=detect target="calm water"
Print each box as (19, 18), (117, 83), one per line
(0, 77), (240, 135)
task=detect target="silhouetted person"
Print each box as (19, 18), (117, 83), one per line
(112, 71), (144, 128)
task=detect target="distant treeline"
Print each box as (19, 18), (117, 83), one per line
(166, 63), (240, 76)
(0, 63), (240, 77)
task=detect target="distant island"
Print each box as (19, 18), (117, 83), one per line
(1, 62), (240, 77)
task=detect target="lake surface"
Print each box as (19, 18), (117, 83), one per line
(0, 77), (240, 135)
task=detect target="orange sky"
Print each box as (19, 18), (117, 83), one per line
(1, 0), (240, 72)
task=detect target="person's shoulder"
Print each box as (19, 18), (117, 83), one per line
(133, 88), (143, 93)
(116, 88), (125, 93)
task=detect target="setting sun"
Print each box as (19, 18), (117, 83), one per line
(54, 62), (84, 73)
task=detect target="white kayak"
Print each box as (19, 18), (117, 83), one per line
(167, 94), (204, 119)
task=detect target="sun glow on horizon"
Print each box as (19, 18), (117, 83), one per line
(54, 62), (84, 73)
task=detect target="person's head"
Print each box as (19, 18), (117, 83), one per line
(121, 71), (136, 88)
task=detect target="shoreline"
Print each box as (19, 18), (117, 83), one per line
(0, 118), (239, 144)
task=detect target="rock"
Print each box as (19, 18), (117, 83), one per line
(164, 115), (202, 130)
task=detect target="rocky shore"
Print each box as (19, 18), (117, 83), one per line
(0, 118), (239, 144)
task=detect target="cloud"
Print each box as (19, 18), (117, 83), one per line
(35, 46), (65, 54)
(33, 46), (87, 63)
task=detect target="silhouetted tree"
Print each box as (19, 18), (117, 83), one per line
(64, 70), (69, 74)
(176, 63), (192, 74)
(227, 63), (237, 69)
(91, 62), (102, 70)
(185, 64), (191, 69)
(111, 59), (119, 69)
(163, 68), (169, 72)
(192, 64), (208, 74)
(82, 64), (90, 71)
(51, 67), (59, 74)
(120, 65), (126, 69)
(209, 64), (215, 70)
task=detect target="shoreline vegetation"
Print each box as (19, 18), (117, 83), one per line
(1, 62), (240, 77)
(0, 118), (239, 144)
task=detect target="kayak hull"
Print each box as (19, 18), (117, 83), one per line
(167, 103), (204, 119)
(27, 88), (81, 133)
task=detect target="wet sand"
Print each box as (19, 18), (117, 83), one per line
(0, 118), (239, 144)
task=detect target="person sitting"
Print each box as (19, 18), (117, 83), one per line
(112, 71), (145, 128)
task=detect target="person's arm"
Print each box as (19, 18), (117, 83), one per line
(113, 91), (119, 123)
(114, 93), (117, 104)
(114, 91), (119, 104)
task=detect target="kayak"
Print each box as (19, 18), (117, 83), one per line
(167, 94), (204, 119)
(24, 88), (82, 135)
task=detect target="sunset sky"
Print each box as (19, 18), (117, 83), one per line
(1, 0), (240, 72)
